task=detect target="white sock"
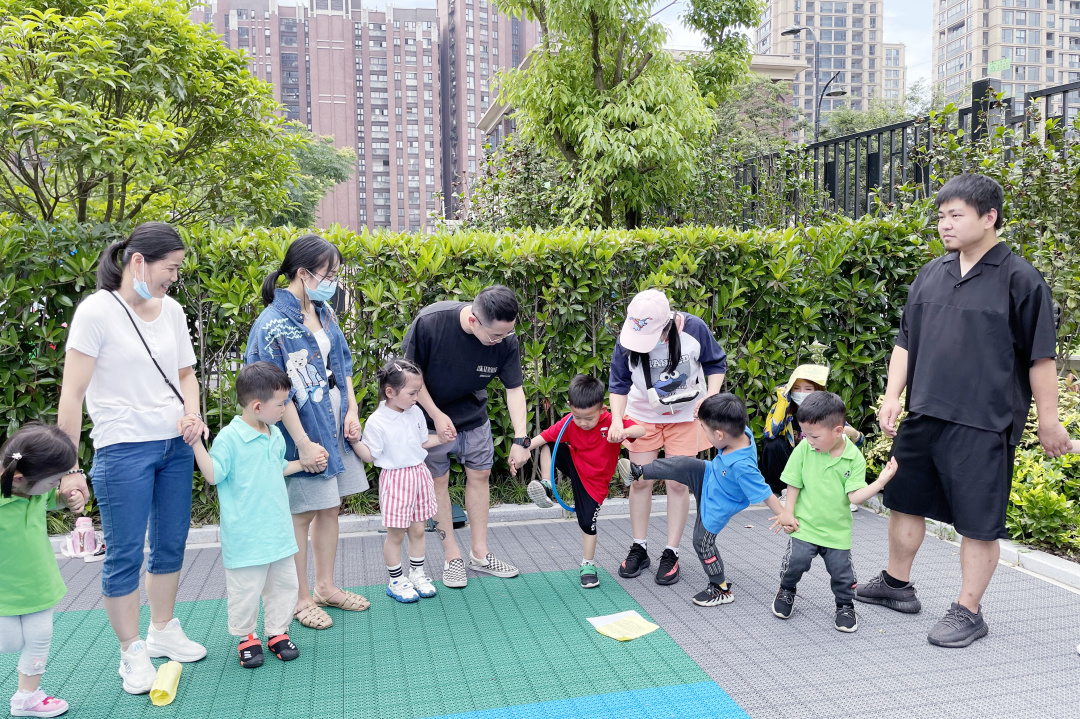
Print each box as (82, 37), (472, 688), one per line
(633, 538), (647, 549)
(11, 690), (35, 710)
(581, 558), (595, 566)
(665, 545), (680, 556)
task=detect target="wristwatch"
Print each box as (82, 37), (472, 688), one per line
(512, 436), (531, 449)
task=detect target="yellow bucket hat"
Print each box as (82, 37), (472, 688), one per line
(784, 364), (830, 394)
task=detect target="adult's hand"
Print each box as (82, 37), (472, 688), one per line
(1038, 419), (1072, 458)
(878, 397), (902, 438)
(299, 440), (329, 473)
(344, 408), (362, 442)
(433, 411), (457, 443)
(178, 413), (209, 445)
(59, 471), (89, 514)
(607, 416), (626, 444)
(509, 443), (531, 473)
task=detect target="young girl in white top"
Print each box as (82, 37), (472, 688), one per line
(349, 359), (445, 602)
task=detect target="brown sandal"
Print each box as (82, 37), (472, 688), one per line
(313, 587), (370, 612)
(294, 602), (333, 629)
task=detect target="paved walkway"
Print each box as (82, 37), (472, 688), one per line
(9, 507), (1080, 718)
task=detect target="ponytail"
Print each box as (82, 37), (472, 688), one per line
(261, 268), (284, 306)
(96, 222), (185, 292)
(0, 424), (78, 498)
(628, 315), (682, 374)
(261, 234), (343, 306)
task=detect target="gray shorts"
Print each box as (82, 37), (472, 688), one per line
(424, 419), (496, 478)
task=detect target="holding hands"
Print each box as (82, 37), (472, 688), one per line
(298, 438), (330, 474)
(59, 470), (90, 514)
(178, 412), (209, 446)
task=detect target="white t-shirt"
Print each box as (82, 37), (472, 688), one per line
(362, 402), (429, 469)
(66, 290), (197, 448)
(314, 329), (333, 377)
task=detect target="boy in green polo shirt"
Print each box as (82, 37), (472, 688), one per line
(769, 392), (897, 632)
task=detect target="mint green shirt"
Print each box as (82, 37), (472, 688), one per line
(781, 437), (867, 550)
(210, 416), (299, 569)
(0, 490), (66, 616)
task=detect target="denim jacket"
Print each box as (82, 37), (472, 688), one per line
(244, 289), (354, 479)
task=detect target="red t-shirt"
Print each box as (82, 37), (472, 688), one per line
(540, 410), (635, 503)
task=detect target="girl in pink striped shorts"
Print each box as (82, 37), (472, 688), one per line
(349, 359), (445, 603)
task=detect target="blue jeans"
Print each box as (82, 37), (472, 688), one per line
(89, 438), (194, 598)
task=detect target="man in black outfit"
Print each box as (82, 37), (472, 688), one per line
(855, 173), (1071, 647)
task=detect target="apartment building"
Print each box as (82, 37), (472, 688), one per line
(201, 0), (443, 232)
(756, 0), (907, 124)
(933, 0), (1080, 105)
(437, 0), (539, 214)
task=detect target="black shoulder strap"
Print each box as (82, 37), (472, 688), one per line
(110, 291), (186, 406)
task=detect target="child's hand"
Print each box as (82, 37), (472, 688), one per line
(607, 423), (628, 443)
(59, 471), (89, 514)
(508, 457), (519, 476)
(769, 512), (799, 535)
(66, 488), (88, 513)
(877, 456), (898, 485)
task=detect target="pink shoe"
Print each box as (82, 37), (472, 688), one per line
(10, 690), (69, 717)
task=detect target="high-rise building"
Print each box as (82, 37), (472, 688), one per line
(932, 0), (1080, 105)
(756, 0), (907, 128)
(437, 0), (539, 215)
(200, 0), (443, 232)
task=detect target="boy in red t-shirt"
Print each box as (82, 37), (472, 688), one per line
(510, 374), (646, 588)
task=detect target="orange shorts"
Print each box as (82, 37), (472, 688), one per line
(624, 419), (712, 456)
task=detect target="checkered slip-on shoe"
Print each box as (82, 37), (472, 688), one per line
(468, 552), (520, 578)
(442, 558), (468, 588)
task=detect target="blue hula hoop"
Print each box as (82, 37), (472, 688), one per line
(549, 418), (575, 512)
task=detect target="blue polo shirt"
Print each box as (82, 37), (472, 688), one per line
(210, 416), (299, 569)
(700, 429), (774, 534)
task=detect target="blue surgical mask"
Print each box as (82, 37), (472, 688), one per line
(303, 271), (337, 302)
(133, 262), (153, 300)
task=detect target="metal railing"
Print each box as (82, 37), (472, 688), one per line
(732, 77), (1080, 223)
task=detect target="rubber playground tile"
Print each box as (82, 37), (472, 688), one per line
(0, 568), (738, 719)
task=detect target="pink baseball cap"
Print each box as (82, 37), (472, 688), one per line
(620, 289), (671, 353)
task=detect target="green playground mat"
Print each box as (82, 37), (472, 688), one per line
(1, 569), (711, 719)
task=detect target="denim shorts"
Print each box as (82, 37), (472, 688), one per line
(423, 420), (496, 477)
(89, 438), (194, 598)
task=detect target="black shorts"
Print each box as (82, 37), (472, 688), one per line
(552, 444), (604, 536)
(884, 413), (1015, 541)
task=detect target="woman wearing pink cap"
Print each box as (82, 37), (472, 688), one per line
(608, 289), (727, 586)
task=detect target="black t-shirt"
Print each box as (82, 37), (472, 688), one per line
(402, 301), (524, 432)
(897, 242), (1056, 444)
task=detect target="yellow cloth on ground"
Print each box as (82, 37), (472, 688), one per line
(587, 610), (660, 641)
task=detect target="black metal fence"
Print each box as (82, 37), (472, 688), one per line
(734, 77), (1080, 222)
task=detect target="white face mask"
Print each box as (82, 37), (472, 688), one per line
(790, 391), (813, 405)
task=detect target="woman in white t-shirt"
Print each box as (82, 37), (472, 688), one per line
(57, 223), (210, 697)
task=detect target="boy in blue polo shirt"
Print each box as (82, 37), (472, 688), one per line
(770, 392), (897, 632)
(193, 362), (309, 669)
(621, 393), (790, 606)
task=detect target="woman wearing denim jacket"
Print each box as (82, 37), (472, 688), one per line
(246, 234), (370, 630)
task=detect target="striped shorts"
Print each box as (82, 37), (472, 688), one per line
(379, 463), (438, 529)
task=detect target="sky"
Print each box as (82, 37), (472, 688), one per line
(653, 0), (933, 88)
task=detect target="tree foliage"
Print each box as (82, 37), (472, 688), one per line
(820, 78), (946, 139)
(496, 0), (715, 228)
(0, 0), (299, 225)
(268, 124), (355, 228)
(680, 0), (765, 99)
(710, 72), (808, 154)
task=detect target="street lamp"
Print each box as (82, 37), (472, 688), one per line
(817, 72), (848, 140)
(782, 25), (841, 143)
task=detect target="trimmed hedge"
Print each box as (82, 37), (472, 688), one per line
(2, 214), (939, 517)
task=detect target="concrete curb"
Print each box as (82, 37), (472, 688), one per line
(862, 495), (1080, 592)
(50, 496), (668, 554)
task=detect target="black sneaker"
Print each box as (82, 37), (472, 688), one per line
(772, 588), (796, 619)
(267, 633), (299, 661)
(238, 637), (263, 668)
(655, 548), (680, 585)
(854, 571), (922, 613)
(835, 605), (858, 633)
(579, 564), (599, 589)
(618, 543), (650, 578)
(927, 602), (988, 648)
(691, 582), (734, 607)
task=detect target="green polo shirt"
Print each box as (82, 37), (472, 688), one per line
(0, 490), (66, 616)
(781, 437), (867, 550)
(210, 416), (299, 570)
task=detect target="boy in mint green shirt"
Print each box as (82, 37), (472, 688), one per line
(770, 391), (897, 632)
(194, 362), (309, 669)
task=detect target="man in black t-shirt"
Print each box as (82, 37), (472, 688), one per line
(402, 285), (532, 588)
(854, 174), (1071, 648)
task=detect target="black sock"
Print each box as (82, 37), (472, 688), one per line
(882, 570), (908, 588)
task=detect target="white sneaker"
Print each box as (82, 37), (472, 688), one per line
(409, 567), (438, 598)
(146, 618), (207, 662)
(386, 578), (420, 603)
(850, 503), (859, 512)
(118, 640), (157, 695)
(780, 489), (788, 506)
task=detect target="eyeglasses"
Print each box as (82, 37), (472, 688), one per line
(472, 313), (513, 343)
(304, 267), (338, 283)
